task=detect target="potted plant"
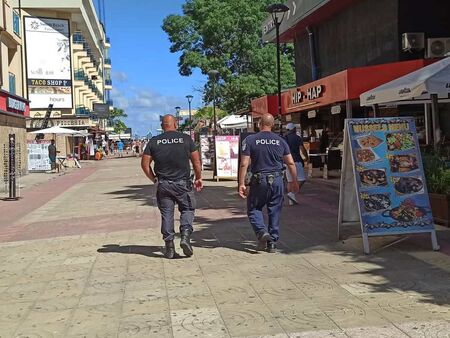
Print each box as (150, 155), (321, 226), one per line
(423, 152), (450, 226)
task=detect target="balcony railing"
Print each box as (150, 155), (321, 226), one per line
(107, 99), (113, 106)
(106, 37), (110, 44)
(73, 32), (85, 44)
(105, 79), (112, 86)
(104, 58), (111, 65)
(74, 69), (85, 81)
(76, 106), (89, 116)
(13, 11), (20, 36)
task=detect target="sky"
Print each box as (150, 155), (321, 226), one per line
(98, 1), (206, 137)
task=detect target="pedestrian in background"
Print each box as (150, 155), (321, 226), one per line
(48, 140), (57, 173)
(141, 115), (203, 259)
(284, 123), (309, 205)
(117, 139), (124, 157)
(238, 114), (299, 253)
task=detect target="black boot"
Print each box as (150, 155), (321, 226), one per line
(180, 230), (193, 257)
(164, 240), (177, 259)
(266, 242), (276, 253)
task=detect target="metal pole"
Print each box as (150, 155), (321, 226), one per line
(276, 20), (282, 135)
(188, 100), (192, 137)
(213, 81), (217, 135)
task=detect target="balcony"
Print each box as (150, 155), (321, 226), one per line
(74, 69), (85, 81)
(106, 37), (111, 44)
(105, 79), (112, 86)
(73, 32), (85, 44)
(104, 58), (111, 67)
(105, 36), (111, 48)
(13, 11), (20, 37)
(76, 105), (89, 116)
(107, 99), (113, 106)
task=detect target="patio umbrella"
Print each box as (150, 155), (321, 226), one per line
(30, 126), (84, 157)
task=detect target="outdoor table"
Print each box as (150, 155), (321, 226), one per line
(57, 156), (68, 170)
(307, 152), (328, 179)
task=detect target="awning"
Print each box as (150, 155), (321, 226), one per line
(360, 57), (450, 106)
(218, 115), (249, 129)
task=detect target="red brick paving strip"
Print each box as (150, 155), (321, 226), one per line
(0, 167), (97, 240)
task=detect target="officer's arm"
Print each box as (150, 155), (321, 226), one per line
(238, 155), (250, 187)
(283, 154), (298, 182)
(190, 150), (202, 181)
(141, 154), (156, 183)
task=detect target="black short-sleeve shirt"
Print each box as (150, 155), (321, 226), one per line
(144, 131), (196, 180)
(241, 131), (290, 173)
(285, 130), (304, 165)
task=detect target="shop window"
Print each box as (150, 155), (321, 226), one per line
(13, 11), (20, 36)
(9, 73), (16, 95)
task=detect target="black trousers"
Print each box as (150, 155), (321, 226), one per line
(156, 180), (196, 241)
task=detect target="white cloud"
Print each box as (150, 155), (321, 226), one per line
(111, 71), (128, 83)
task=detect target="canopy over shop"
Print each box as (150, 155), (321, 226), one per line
(251, 59), (435, 144)
(360, 57), (450, 149)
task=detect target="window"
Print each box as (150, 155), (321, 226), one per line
(13, 11), (20, 36)
(9, 73), (16, 95)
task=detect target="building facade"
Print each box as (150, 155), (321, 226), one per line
(255, 0), (450, 146)
(0, 0), (29, 178)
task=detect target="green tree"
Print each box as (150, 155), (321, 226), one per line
(162, 0), (295, 112)
(110, 107), (128, 134)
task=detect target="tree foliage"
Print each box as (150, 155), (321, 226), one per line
(162, 0), (295, 113)
(110, 107), (128, 134)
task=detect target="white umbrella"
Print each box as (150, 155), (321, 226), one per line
(30, 125), (81, 135)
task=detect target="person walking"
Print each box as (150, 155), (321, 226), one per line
(141, 115), (203, 259)
(117, 139), (124, 157)
(284, 123), (309, 205)
(238, 114), (299, 253)
(48, 140), (57, 173)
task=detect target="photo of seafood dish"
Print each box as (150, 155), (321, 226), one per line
(356, 148), (377, 163)
(386, 132), (415, 151)
(393, 176), (424, 195)
(357, 135), (383, 148)
(382, 199), (427, 222)
(361, 193), (391, 212)
(359, 169), (387, 186)
(388, 154), (419, 173)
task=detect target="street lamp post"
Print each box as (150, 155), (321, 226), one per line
(208, 70), (219, 135)
(267, 3), (289, 135)
(186, 95), (193, 137)
(175, 106), (181, 131)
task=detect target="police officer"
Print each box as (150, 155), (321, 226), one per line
(238, 114), (299, 252)
(141, 115), (203, 259)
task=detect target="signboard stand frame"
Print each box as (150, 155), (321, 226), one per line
(338, 119), (440, 254)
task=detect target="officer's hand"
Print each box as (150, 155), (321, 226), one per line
(289, 181), (300, 193)
(238, 185), (248, 199)
(194, 179), (203, 192)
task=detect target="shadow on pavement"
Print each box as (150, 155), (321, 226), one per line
(97, 244), (164, 258)
(106, 181), (450, 308)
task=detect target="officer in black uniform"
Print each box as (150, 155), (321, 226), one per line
(141, 115), (203, 259)
(238, 113), (299, 252)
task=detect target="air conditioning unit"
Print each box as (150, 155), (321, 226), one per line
(402, 33), (425, 51)
(427, 38), (450, 58)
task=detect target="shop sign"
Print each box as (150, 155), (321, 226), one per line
(307, 110), (317, 119)
(215, 135), (239, 179)
(27, 118), (92, 129)
(7, 97), (26, 113)
(331, 105), (342, 115)
(338, 117), (438, 254)
(292, 85), (324, 105)
(285, 114), (292, 122)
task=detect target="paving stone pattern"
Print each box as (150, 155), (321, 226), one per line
(0, 157), (450, 337)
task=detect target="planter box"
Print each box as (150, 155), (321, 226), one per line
(429, 193), (450, 226)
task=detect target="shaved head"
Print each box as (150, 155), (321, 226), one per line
(259, 113), (275, 131)
(161, 114), (177, 131)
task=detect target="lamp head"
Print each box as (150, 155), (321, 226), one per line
(175, 106), (181, 113)
(266, 3), (289, 24)
(186, 95), (193, 103)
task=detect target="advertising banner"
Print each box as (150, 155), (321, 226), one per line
(215, 135), (239, 179)
(27, 141), (51, 171)
(24, 17), (72, 109)
(338, 117), (438, 253)
(200, 135), (214, 170)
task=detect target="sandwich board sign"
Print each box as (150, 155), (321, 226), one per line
(338, 117), (439, 254)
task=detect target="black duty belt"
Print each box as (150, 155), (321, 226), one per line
(250, 171), (283, 186)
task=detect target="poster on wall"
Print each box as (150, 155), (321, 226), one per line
(338, 117), (439, 254)
(200, 135), (214, 170)
(27, 141), (51, 171)
(24, 17), (73, 109)
(215, 135), (239, 179)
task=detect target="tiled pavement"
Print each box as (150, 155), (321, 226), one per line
(0, 157), (450, 337)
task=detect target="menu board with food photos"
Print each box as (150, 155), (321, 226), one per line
(338, 117), (439, 254)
